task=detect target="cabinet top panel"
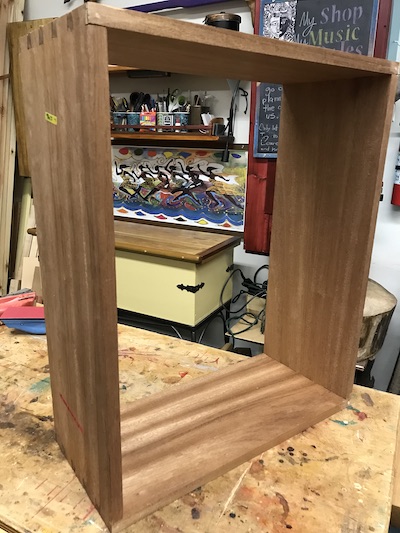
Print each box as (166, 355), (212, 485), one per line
(88, 4), (398, 84)
(20, 4), (398, 85)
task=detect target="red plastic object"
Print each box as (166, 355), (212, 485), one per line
(392, 182), (400, 206)
(0, 293), (36, 317)
(1, 306), (44, 320)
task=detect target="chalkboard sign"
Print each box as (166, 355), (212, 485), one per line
(254, 83), (282, 157)
(253, 0), (379, 158)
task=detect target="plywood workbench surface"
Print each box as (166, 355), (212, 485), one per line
(18, 3), (399, 530)
(0, 325), (399, 533)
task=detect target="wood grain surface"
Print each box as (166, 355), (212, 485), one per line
(265, 75), (398, 399)
(18, 13), (122, 527)
(117, 353), (343, 528)
(85, 3), (398, 84)
(114, 220), (241, 263)
(8, 19), (52, 177)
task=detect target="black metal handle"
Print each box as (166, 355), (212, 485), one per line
(177, 282), (205, 294)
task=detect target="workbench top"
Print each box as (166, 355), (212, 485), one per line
(0, 324), (398, 533)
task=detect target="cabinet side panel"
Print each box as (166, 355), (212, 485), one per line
(8, 19), (53, 177)
(19, 15), (123, 526)
(265, 75), (397, 399)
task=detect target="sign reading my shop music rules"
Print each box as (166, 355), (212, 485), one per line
(254, 0), (379, 158)
(294, 1), (379, 53)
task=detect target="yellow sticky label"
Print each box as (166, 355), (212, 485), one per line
(45, 112), (57, 125)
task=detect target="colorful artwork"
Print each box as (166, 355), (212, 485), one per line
(262, 1), (297, 41)
(112, 147), (247, 231)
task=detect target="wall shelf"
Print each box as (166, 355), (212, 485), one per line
(112, 132), (218, 142)
(111, 132), (234, 148)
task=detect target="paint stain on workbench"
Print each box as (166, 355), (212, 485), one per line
(347, 405), (368, 421)
(357, 468), (372, 480)
(118, 348), (135, 362)
(250, 459), (266, 480)
(0, 421), (15, 428)
(276, 492), (290, 520)
(0, 399), (16, 430)
(29, 377), (50, 393)
(277, 446), (314, 467)
(162, 376), (181, 384)
(331, 419), (357, 427)
(191, 507), (200, 519)
(361, 393), (374, 407)
(0, 399), (59, 460)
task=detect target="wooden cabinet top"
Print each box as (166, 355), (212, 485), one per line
(114, 220), (241, 263)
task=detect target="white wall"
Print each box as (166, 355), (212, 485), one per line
(24, 0), (400, 381)
(369, 8), (400, 390)
(24, 0), (252, 27)
(370, 110), (400, 389)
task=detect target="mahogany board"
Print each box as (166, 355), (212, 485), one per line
(85, 3), (397, 84)
(7, 19), (53, 177)
(265, 75), (397, 398)
(19, 12), (122, 528)
(116, 354), (343, 529)
(17, 4), (399, 530)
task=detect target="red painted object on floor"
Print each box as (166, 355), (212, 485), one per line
(0, 292), (36, 317)
(1, 306), (44, 320)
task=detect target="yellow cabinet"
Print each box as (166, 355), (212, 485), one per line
(114, 221), (241, 327)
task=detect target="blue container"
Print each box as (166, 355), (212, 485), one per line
(174, 112), (190, 132)
(113, 111), (128, 125)
(127, 112), (140, 132)
(113, 112), (128, 133)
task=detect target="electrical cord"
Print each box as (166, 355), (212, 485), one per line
(217, 264), (269, 344)
(219, 268), (265, 313)
(254, 264), (269, 284)
(170, 325), (183, 340)
(226, 308), (265, 337)
(197, 312), (225, 345)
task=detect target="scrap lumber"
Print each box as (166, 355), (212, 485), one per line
(0, 0), (24, 295)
